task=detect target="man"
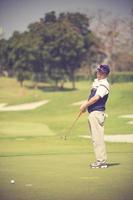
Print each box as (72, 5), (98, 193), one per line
(80, 64), (110, 168)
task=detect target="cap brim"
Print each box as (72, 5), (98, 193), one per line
(96, 68), (104, 73)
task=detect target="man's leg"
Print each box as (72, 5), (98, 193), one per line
(88, 111), (107, 162)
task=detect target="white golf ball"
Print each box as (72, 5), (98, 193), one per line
(11, 180), (15, 184)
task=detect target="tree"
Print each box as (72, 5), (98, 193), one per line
(6, 30), (43, 86)
(0, 39), (9, 76)
(45, 11), (57, 23)
(58, 24), (86, 89)
(58, 12), (94, 88)
(0, 11), (97, 89)
(32, 12), (94, 89)
(90, 9), (133, 73)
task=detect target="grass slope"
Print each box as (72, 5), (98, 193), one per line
(0, 78), (133, 137)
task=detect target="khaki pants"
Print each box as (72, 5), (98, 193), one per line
(88, 111), (107, 162)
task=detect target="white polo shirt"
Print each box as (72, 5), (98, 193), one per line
(92, 78), (110, 98)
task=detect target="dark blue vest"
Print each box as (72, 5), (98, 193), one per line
(87, 88), (109, 113)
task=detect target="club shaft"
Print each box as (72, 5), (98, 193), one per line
(68, 111), (82, 133)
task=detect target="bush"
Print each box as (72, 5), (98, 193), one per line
(76, 72), (133, 83)
(109, 72), (133, 83)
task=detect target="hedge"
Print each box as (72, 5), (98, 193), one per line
(76, 72), (133, 83)
(109, 72), (133, 83)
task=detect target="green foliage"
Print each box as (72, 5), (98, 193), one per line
(0, 39), (9, 72)
(109, 72), (133, 83)
(0, 11), (95, 89)
(45, 11), (57, 23)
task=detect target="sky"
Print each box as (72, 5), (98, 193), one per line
(0, 0), (133, 39)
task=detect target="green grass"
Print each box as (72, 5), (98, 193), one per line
(0, 78), (133, 137)
(0, 77), (133, 200)
(0, 139), (133, 200)
(0, 122), (55, 137)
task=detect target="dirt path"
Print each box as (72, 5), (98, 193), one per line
(0, 100), (49, 111)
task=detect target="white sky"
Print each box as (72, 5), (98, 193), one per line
(0, 0), (133, 38)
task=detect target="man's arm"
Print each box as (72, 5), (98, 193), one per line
(80, 95), (100, 112)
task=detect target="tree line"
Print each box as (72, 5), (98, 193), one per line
(0, 11), (103, 89)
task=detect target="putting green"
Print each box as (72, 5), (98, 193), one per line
(0, 122), (55, 137)
(0, 149), (133, 200)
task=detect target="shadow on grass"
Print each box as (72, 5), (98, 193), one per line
(26, 85), (77, 92)
(108, 163), (120, 167)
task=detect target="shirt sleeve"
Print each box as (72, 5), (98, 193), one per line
(95, 84), (109, 98)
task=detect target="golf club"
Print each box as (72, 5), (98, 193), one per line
(64, 111), (83, 140)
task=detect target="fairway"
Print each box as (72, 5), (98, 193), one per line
(0, 122), (55, 137)
(0, 78), (133, 200)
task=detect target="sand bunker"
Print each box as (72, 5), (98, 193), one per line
(119, 114), (133, 118)
(0, 100), (49, 111)
(72, 101), (85, 106)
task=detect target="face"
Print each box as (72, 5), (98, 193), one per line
(96, 70), (107, 80)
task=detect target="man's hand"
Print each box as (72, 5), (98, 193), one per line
(80, 100), (88, 113)
(80, 96), (101, 113)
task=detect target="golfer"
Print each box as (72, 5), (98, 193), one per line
(80, 64), (110, 168)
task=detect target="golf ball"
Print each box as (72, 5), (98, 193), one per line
(11, 180), (15, 184)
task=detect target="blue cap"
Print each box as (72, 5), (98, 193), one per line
(97, 64), (110, 75)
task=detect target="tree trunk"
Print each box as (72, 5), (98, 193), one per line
(55, 79), (59, 90)
(71, 72), (76, 89)
(20, 80), (23, 87)
(60, 80), (64, 90)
